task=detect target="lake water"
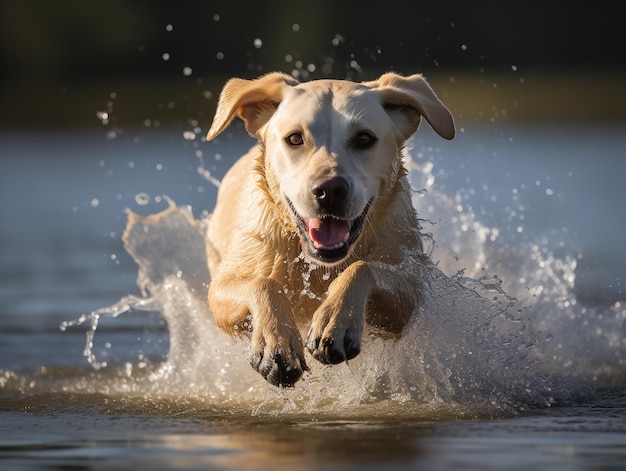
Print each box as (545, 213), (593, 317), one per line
(1, 122), (625, 470)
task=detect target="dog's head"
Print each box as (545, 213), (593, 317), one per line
(207, 72), (454, 265)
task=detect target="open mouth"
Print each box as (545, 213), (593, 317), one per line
(287, 200), (372, 264)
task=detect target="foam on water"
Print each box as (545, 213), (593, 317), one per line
(20, 143), (623, 420)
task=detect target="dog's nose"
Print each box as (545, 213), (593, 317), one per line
(311, 176), (349, 211)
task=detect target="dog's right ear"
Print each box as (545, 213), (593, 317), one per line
(206, 72), (299, 140)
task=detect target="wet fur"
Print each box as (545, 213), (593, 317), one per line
(205, 72), (454, 387)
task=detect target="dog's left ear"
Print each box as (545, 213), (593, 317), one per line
(364, 73), (455, 141)
(206, 72), (299, 140)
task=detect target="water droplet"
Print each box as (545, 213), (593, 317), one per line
(350, 60), (361, 71)
(162, 52), (170, 61)
(292, 24), (300, 32)
(183, 67), (193, 76)
(183, 130), (196, 141)
(165, 24), (174, 32)
(96, 111), (109, 123)
(90, 198), (100, 208)
(253, 38), (262, 49)
(135, 193), (150, 205)
(331, 34), (344, 46)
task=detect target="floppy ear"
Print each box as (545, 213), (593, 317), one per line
(364, 73), (455, 140)
(206, 72), (299, 140)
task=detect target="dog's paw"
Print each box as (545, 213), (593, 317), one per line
(305, 304), (363, 364)
(305, 333), (361, 365)
(249, 348), (307, 387)
(249, 330), (308, 387)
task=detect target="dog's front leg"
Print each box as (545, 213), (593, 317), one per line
(209, 275), (308, 387)
(305, 261), (372, 364)
(306, 260), (420, 364)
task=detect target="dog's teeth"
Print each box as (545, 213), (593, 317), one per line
(313, 240), (346, 250)
(342, 231), (350, 243)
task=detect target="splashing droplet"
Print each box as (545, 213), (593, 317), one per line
(135, 193), (150, 206)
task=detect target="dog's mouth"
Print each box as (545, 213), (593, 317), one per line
(287, 200), (372, 264)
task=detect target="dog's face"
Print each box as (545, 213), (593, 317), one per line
(207, 73), (455, 265)
(262, 81), (402, 264)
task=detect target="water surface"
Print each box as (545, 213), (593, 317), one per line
(1, 124), (625, 470)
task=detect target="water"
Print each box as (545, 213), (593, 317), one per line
(1, 123), (625, 470)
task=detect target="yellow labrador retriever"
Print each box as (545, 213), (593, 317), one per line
(205, 72), (454, 387)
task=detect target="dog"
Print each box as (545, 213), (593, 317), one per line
(205, 72), (455, 387)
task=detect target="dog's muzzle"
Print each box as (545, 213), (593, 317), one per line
(287, 199), (372, 265)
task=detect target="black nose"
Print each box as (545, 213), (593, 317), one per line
(311, 176), (349, 212)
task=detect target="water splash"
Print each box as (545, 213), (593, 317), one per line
(50, 147), (625, 419)
(60, 295), (160, 369)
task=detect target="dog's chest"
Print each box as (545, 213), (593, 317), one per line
(281, 257), (335, 317)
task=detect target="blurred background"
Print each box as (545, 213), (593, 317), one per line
(1, 0), (624, 130)
(0, 0), (625, 320)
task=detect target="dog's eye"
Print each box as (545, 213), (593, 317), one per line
(354, 131), (376, 149)
(286, 133), (304, 146)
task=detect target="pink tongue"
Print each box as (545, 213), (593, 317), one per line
(306, 218), (350, 248)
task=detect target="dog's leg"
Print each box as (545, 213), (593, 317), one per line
(209, 274), (308, 387)
(306, 260), (420, 364)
